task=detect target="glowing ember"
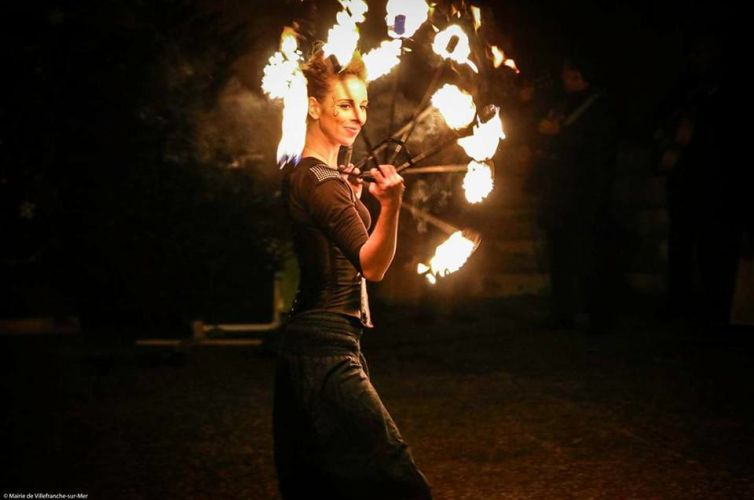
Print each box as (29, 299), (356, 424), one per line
(490, 45), (505, 69)
(457, 106), (505, 161)
(363, 39), (403, 82)
(431, 25), (478, 73)
(417, 231), (478, 284)
(490, 45), (519, 73)
(323, 0), (369, 69)
(504, 58), (520, 73)
(386, 0), (430, 39)
(261, 27), (303, 99)
(471, 6), (482, 31)
(463, 161), (494, 203)
(430, 84), (476, 130)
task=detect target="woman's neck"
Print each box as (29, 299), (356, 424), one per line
(302, 126), (339, 167)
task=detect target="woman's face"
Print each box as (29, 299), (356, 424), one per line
(313, 75), (368, 147)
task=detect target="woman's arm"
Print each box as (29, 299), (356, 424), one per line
(359, 164), (405, 282)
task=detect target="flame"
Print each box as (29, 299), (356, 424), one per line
(386, 0), (430, 39)
(363, 39), (403, 82)
(323, 0), (369, 69)
(457, 107), (505, 161)
(431, 25), (478, 73)
(261, 27), (303, 99)
(463, 161), (494, 203)
(504, 58), (520, 73)
(276, 71), (308, 166)
(490, 45), (504, 69)
(471, 6), (482, 31)
(260, 28), (308, 165)
(490, 45), (520, 73)
(417, 231), (478, 284)
(430, 84), (476, 129)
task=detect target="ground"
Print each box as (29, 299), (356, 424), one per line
(2, 297), (754, 499)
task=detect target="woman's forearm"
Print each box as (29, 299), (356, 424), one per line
(359, 202), (400, 282)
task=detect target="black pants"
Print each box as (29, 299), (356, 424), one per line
(545, 221), (612, 326)
(273, 312), (432, 500)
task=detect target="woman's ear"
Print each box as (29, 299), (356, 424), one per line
(308, 97), (321, 120)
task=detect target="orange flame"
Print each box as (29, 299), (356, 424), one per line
(323, 0), (368, 68)
(471, 6), (482, 32)
(463, 161), (494, 203)
(261, 27), (302, 100)
(417, 231), (478, 284)
(363, 39), (403, 82)
(430, 84), (476, 129)
(490, 45), (505, 69)
(260, 28), (308, 165)
(504, 58), (520, 73)
(431, 25), (478, 73)
(490, 45), (520, 73)
(386, 0), (430, 39)
(276, 72), (308, 165)
(457, 107), (506, 161)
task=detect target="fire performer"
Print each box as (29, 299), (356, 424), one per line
(274, 46), (432, 500)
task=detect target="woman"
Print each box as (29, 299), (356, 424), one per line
(273, 48), (433, 500)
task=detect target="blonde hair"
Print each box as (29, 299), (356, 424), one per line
(301, 45), (367, 102)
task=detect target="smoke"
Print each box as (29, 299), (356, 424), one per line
(193, 77), (281, 176)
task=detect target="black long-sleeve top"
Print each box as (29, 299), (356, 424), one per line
(282, 157), (373, 327)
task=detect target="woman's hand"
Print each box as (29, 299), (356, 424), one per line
(368, 164), (405, 208)
(339, 163), (364, 199)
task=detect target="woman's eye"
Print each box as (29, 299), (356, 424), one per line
(360, 106), (368, 112)
(339, 104), (351, 110)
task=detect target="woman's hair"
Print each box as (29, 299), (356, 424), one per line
(301, 44), (367, 102)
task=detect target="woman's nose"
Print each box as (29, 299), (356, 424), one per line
(355, 109), (366, 125)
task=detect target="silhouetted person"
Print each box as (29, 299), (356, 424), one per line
(532, 56), (618, 333)
(656, 31), (742, 331)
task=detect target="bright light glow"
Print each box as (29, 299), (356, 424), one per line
(386, 0), (430, 39)
(504, 58), (520, 73)
(471, 6), (482, 31)
(431, 25), (478, 73)
(491, 45), (505, 69)
(323, 0), (369, 69)
(261, 28), (303, 100)
(418, 231), (478, 283)
(260, 28), (308, 165)
(363, 39), (403, 82)
(430, 84), (476, 129)
(276, 71), (308, 166)
(463, 161), (494, 203)
(458, 107), (506, 161)
(490, 45), (519, 73)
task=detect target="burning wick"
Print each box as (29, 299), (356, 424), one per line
(392, 15), (406, 36)
(445, 35), (459, 53)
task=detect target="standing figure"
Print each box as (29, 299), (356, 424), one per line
(534, 56), (618, 333)
(273, 47), (432, 500)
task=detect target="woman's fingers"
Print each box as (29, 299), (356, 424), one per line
(375, 165), (404, 186)
(370, 167), (386, 184)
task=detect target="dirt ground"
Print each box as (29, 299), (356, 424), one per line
(3, 297), (754, 499)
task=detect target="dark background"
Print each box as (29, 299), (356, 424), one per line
(0, 0), (733, 327)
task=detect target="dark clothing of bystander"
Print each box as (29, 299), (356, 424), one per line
(533, 87), (618, 329)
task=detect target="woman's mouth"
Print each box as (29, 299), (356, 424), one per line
(344, 126), (360, 136)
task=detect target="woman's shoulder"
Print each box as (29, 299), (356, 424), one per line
(290, 157), (346, 187)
